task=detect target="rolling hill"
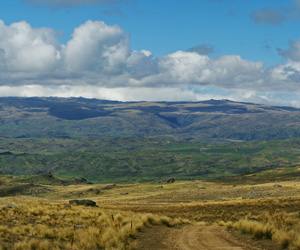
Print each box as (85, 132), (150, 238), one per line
(0, 97), (300, 141)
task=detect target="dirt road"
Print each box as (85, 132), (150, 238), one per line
(162, 225), (245, 250)
(136, 225), (265, 250)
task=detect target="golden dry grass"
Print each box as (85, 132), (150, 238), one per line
(0, 197), (189, 250)
(226, 210), (300, 249)
(1, 178), (300, 249)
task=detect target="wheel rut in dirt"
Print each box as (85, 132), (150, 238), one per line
(136, 225), (261, 250)
(161, 225), (245, 250)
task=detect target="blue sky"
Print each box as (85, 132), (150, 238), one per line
(0, 0), (300, 106)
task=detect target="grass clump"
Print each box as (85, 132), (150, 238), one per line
(228, 211), (300, 249)
(0, 198), (185, 250)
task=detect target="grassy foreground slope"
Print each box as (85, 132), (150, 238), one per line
(1, 170), (300, 249)
(0, 137), (300, 183)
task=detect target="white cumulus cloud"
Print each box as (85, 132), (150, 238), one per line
(63, 20), (128, 73)
(0, 19), (300, 107)
(0, 20), (60, 72)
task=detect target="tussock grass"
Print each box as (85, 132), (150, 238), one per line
(0, 198), (187, 250)
(227, 211), (300, 249)
(230, 219), (273, 239)
(0, 179), (300, 249)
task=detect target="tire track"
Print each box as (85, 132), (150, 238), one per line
(136, 225), (260, 250)
(166, 225), (245, 250)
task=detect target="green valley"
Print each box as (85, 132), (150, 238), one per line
(0, 137), (299, 183)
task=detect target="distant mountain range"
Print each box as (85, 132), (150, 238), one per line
(0, 97), (300, 141)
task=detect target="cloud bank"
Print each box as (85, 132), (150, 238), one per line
(1, 19), (300, 107)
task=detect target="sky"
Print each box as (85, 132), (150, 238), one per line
(0, 0), (300, 106)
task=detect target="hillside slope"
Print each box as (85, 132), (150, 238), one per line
(0, 137), (299, 183)
(0, 97), (300, 141)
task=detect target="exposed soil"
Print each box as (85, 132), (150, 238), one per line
(135, 225), (280, 250)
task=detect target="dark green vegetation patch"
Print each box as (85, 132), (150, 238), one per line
(0, 137), (299, 183)
(1, 97), (300, 183)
